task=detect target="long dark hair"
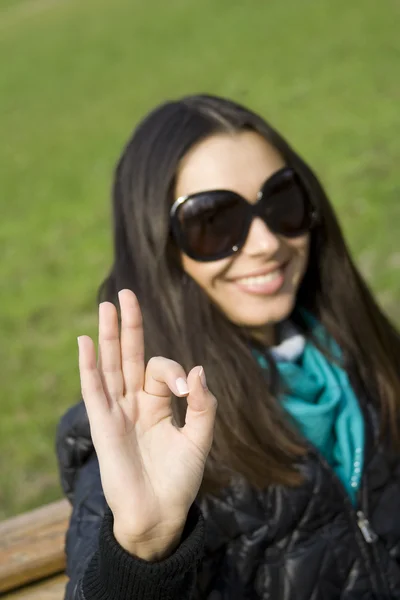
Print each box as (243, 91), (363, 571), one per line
(98, 94), (400, 496)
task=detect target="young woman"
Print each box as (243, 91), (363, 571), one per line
(56, 94), (400, 599)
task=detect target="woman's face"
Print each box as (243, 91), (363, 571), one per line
(175, 131), (310, 342)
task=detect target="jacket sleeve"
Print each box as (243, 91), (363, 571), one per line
(56, 402), (205, 600)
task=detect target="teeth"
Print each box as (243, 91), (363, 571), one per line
(238, 270), (281, 285)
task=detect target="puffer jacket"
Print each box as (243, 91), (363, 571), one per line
(56, 387), (400, 600)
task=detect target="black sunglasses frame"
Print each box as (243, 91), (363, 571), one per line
(170, 167), (319, 262)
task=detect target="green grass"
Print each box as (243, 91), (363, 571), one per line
(0, 0), (399, 518)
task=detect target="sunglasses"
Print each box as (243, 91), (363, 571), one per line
(170, 167), (318, 262)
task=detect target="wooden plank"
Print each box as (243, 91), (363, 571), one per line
(0, 500), (71, 594)
(2, 573), (68, 600)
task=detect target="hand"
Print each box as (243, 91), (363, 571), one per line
(77, 289), (217, 559)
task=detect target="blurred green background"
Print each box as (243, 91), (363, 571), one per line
(0, 0), (399, 519)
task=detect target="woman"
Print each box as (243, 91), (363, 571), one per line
(56, 94), (400, 599)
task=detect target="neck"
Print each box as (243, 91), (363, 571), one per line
(249, 324), (277, 347)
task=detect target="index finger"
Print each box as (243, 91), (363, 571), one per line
(118, 289), (145, 396)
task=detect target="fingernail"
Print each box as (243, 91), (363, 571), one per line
(176, 377), (189, 395)
(199, 367), (207, 389)
(77, 336), (82, 348)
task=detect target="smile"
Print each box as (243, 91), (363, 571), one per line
(233, 266), (287, 295)
(236, 270), (282, 285)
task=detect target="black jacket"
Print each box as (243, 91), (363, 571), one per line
(56, 393), (400, 599)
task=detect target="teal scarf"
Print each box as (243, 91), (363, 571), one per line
(254, 319), (364, 504)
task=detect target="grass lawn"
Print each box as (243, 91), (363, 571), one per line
(0, 0), (399, 518)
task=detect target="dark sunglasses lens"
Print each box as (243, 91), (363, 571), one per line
(177, 192), (247, 259)
(264, 174), (311, 236)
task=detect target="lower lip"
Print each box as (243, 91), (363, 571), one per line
(232, 267), (286, 296)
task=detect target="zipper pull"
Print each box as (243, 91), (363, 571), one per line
(357, 511), (378, 543)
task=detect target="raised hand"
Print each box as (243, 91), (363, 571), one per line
(77, 289), (217, 559)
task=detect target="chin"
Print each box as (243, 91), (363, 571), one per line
(231, 293), (297, 328)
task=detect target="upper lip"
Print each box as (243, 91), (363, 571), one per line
(229, 262), (287, 281)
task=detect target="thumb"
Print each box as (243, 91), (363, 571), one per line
(182, 366), (217, 454)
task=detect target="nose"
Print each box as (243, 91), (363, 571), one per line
(241, 216), (280, 257)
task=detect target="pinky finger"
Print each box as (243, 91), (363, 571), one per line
(78, 336), (110, 419)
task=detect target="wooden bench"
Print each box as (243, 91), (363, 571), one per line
(0, 499), (72, 599)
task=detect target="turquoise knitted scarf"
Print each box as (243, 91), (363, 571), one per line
(254, 318), (364, 504)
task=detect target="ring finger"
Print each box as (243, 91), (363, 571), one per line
(98, 301), (124, 402)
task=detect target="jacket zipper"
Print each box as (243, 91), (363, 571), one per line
(358, 472), (392, 597)
(312, 449), (391, 596)
(313, 369), (394, 597)
(356, 510), (378, 544)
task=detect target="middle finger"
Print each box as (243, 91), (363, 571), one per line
(119, 289), (145, 396)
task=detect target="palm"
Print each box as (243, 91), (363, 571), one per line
(78, 289), (216, 541)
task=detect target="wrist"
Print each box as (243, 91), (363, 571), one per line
(113, 523), (185, 561)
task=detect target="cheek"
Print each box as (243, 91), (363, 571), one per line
(291, 235), (310, 263)
(181, 254), (227, 292)
(286, 235), (310, 283)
